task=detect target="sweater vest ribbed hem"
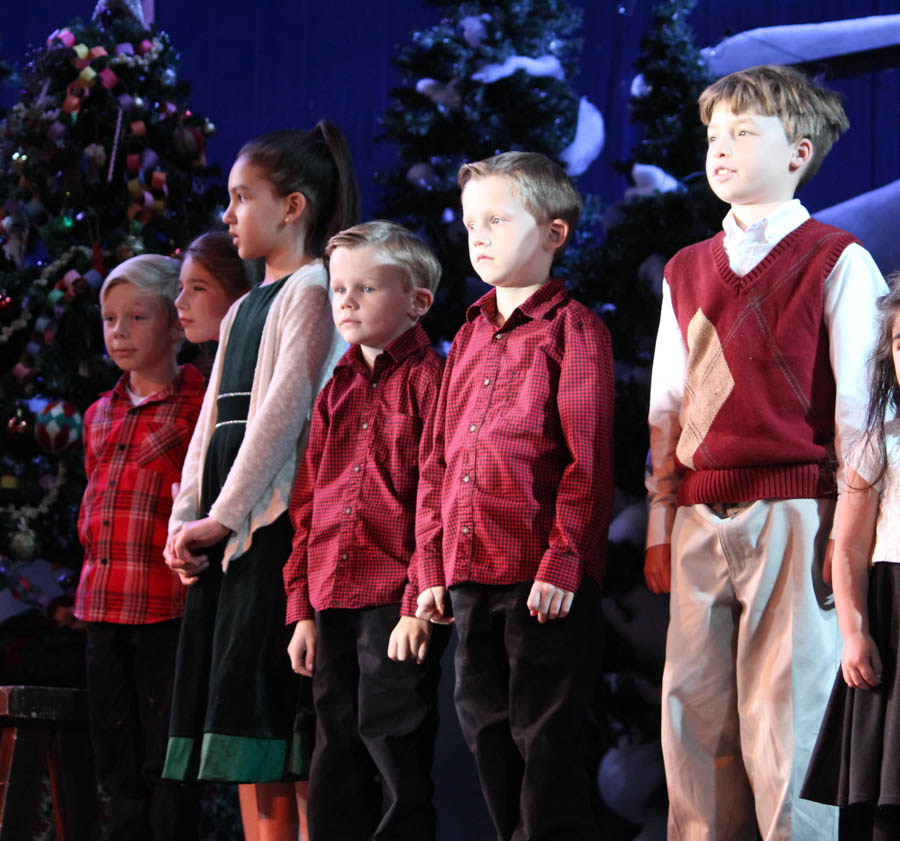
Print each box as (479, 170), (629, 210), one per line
(676, 462), (836, 506)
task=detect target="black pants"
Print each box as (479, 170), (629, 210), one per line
(450, 579), (603, 841)
(86, 620), (199, 841)
(307, 604), (448, 841)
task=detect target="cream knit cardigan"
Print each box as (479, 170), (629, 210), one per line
(169, 260), (344, 570)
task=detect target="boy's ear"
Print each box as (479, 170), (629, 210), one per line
(408, 287), (434, 319)
(545, 218), (569, 254)
(283, 191), (308, 225)
(790, 137), (813, 174)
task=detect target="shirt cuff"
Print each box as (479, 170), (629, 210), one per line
(285, 591), (313, 624)
(417, 555), (446, 591)
(401, 583), (419, 618)
(646, 503), (675, 550)
(535, 549), (583, 593)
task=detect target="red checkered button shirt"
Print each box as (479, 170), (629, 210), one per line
(75, 365), (204, 624)
(415, 278), (614, 593)
(284, 324), (443, 622)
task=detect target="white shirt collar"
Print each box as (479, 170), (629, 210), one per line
(722, 199), (809, 248)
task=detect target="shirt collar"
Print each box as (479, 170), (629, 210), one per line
(466, 277), (568, 326)
(108, 364), (203, 405)
(722, 199), (809, 249)
(336, 323), (432, 377)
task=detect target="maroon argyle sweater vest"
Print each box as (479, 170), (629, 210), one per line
(666, 218), (858, 506)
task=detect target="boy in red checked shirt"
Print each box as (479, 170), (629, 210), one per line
(283, 220), (449, 841)
(75, 255), (203, 841)
(415, 152), (615, 841)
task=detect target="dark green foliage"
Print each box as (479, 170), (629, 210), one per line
(378, 0), (596, 337)
(0, 5), (222, 571)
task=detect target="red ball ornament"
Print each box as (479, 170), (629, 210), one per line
(34, 400), (83, 453)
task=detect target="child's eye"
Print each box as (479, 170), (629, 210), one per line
(707, 135), (716, 144)
(491, 216), (503, 224)
(363, 286), (376, 293)
(332, 286), (345, 295)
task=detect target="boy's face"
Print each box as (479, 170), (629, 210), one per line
(705, 103), (810, 222)
(461, 175), (562, 292)
(329, 245), (432, 369)
(102, 282), (181, 379)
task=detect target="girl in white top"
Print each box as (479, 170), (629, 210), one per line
(164, 122), (359, 841)
(802, 273), (900, 841)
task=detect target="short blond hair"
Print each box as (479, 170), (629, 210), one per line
(100, 254), (181, 324)
(325, 220), (441, 294)
(457, 152), (582, 255)
(699, 64), (849, 188)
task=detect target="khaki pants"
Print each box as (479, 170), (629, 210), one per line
(662, 499), (840, 841)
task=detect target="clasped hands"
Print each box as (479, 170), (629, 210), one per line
(164, 517), (230, 585)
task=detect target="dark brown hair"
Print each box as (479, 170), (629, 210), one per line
(184, 231), (252, 301)
(699, 65), (849, 189)
(238, 120), (361, 258)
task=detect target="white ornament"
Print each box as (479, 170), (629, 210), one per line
(630, 73), (650, 98)
(472, 54), (564, 84)
(559, 97), (604, 176)
(460, 15), (489, 48)
(624, 163), (682, 200)
(416, 78), (462, 108)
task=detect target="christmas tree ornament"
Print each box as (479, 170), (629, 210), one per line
(34, 400), (83, 454)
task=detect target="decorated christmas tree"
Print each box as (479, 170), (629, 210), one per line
(0, 0), (222, 590)
(377, 0), (606, 338)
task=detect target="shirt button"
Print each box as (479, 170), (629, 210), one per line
(339, 553), (348, 562)
(361, 421), (369, 430)
(370, 381), (378, 389)
(462, 474), (470, 483)
(353, 465), (361, 473)
(118, 444), (126, 451)
(483, 378), (491, 386)
(344, 507), (352, 515)
(461, 525), (470, 535)
(100, 558), (108, 565)
(468, 424), (477, 432)
(109, 480), (116, 487)
(103, 519), (110, 527)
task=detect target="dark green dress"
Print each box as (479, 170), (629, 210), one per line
(164, 278), (313, 782)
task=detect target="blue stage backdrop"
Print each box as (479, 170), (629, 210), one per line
(3, 0), (898, 221)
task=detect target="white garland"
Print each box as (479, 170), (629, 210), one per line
(0, 245), (93, 346)
(1, 462), (67, 535)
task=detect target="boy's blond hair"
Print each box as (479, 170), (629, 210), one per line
(325, 220), (441, 294)
(457, 152), (582, 255)
(699, 64), (849, 189)
(100, 254), (181, 324)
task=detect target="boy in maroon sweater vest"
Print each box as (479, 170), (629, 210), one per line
(644, 65), (887, 841)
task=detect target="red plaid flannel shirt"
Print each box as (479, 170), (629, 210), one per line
(415, 278), (614, 593)
(75, 365), (204, 624)
(284, 324), (443, 622)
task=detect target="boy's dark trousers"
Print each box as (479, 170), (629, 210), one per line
(85, 620), (199, 841)
(450, 577), (603, 841)
(307, 603), (448, 841)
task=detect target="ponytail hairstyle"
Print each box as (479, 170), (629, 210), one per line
(237, 120), (361, 258)
(859, 270), (900, 489)
(184, 231), (253, 301)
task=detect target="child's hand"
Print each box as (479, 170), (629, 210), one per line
(527, 580), (574, 623)
(416, 586), (454, 624)
(288, 619), (317, 676)
(388, 616), (432, 663)
(644, 544), (671, 594)
(841, 631), (883, 690)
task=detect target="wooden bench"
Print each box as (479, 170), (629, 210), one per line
(0, 685), (95, 841)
